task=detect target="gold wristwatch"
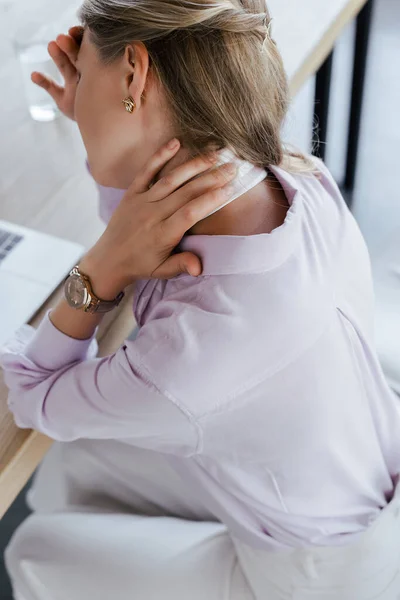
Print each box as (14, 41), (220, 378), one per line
(63, 265), (125, 314)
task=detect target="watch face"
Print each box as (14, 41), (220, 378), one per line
(64, 274), (89, 309)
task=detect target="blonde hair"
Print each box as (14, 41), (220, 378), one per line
(79, 0), (318, 175)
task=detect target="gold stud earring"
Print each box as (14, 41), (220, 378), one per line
(122, 95), (136, 113)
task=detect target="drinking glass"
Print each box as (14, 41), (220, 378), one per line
(14, 22), (62, 122)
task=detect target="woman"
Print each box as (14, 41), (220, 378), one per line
(2, 1), (400, 598)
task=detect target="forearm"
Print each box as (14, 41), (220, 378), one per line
(49, 297), (104, 341)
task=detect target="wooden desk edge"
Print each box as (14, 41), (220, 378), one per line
(0, 0), (369, 518)
(289, 0), (368, 96)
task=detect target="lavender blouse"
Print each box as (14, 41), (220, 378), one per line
(2, 154), (400, 551)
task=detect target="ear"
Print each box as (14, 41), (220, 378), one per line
(123, 42), (149, 110)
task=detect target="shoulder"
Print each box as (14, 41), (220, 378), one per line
(295, 156), (344, 206)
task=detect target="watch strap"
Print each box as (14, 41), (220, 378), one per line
(85, 291), (125, 314)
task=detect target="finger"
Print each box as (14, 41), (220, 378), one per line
(134, 140), (221, 195)
(160, 162), (237, 218)
(56, 33), (80, 66)
(48, 40), (76, 83)
(31, 71), (63, 104)
(150, 151), (221, 201)
(68, 26), (84, 46)
(152, 251), (202, 279)
(133, 139), (183, 193)
(166, 182), (235, 237)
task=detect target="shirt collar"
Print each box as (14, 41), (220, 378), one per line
(178, 163), (303, 276)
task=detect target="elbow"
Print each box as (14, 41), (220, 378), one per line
(7, 393), (32, 432)
(6, 377), (76, 442)
(8, 391), (79, 442)
(7, 389), (43, 433)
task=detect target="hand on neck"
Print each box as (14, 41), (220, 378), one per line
(152, 143), (271, 237)
(150, 144), (225, 235)
(144, 142), (283, 238)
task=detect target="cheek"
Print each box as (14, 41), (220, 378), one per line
(75, 78), (98, 149)
(74, 75), (131, 185)
(75, 80), (114, 186)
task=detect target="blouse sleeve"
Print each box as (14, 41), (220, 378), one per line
(0, 310), (200, 456)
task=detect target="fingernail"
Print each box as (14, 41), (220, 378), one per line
(224, 184), (234, 195)
(223, 163), (237, 175)
(167, 138), (179, 149)
(207, 152), (219, 163)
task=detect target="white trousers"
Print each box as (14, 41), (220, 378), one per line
(5, 438), (400, 600)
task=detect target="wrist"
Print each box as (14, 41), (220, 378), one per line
(50, 297), (103, 341)
(78, 254), (126, 301)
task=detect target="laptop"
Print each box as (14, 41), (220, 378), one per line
(0, 219), (85, 347)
